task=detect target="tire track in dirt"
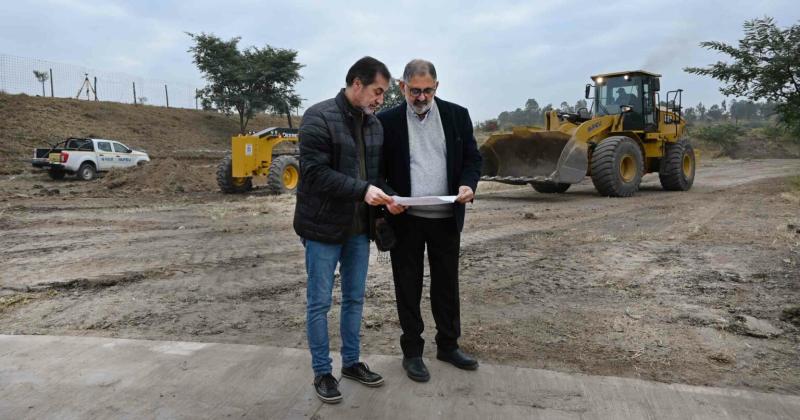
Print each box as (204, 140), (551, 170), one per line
(1, 194), (302, 289)
(463, 159), (799, 250)
(2, 248), (303, 294)
(1, 221), (302, 289)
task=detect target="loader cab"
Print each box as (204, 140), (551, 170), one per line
(590, 70), (661, 132)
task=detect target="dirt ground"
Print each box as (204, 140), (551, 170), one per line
(1, 158), (799, 396)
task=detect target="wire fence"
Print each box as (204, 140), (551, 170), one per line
(0, 53), (201, 109)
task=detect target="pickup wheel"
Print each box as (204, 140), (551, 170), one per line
(77, 162), (97, 181)
(48, 168), (66, 180)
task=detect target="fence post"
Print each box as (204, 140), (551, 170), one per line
(195, 89), (199, 110)
(49, 68), (54, 97)
(164, 84), (169, 108)
(133, 82), (137, 105)
(94, 76), (98, 101)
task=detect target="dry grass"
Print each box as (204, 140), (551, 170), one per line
(0, 291), (56, 312)
(0, 93), (299, 174)
(790, 176), (800, 192)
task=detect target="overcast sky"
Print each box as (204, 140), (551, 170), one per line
(1, 0), (798, 121)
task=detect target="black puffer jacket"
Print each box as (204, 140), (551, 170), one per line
(293, 90), (396, 244)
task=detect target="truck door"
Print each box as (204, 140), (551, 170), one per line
(95, 141), (115, 170)
(112, 142), (135, 167)
(643, 79), (659, 132)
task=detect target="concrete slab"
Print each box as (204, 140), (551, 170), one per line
(1, 335), (799, 419)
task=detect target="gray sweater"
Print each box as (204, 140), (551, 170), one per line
(406, 100), (453, 218)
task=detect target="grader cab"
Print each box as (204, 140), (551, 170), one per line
(480, 70), (695, 197)
(217, 127), (300, 194)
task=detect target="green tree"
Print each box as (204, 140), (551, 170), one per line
(685, 17), (800, 136)
(684, 107), (697, 122)
(730, 99), (759, 123)
(707, 104), (723, 121)
(524, 98), (540, 113)
(377, 79), (404, 113)
(33, 70), (49, 96)
(574, 99), (588, 113)
(187, 32), (303, 133)
(696, 102), (707, 120)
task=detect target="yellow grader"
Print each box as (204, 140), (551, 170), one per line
(217, 127), (300, 194)
(480, 70), (695, 197)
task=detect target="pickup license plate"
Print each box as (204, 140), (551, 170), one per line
(49, 153), (61, 163)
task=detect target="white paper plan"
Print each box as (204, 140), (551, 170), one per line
(392, 195), (457, 206)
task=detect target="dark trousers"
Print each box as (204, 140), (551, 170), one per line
(390, 215), (461, 357)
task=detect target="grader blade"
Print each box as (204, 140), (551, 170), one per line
(480, 130), (588, 184)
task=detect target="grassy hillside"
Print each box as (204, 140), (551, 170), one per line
(0, 93), (299, 174)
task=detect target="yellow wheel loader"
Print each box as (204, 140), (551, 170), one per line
(217, 127), (300, 194)
(480, 70), (695, 197)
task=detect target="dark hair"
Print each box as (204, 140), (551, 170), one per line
(346, 56), (391, 87)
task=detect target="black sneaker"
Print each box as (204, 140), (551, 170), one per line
(313, 373), (342, 404)
(341, 362), (385, 387)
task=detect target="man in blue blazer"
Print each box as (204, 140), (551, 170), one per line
(378, 59), (482, 382)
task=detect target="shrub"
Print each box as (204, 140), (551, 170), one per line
(693, 124), (744, 156)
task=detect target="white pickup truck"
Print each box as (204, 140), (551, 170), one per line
(32, 138), (150, 180)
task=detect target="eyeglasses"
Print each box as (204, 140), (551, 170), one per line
(407, 87), (436, 97)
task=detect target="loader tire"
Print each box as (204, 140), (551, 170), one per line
(590, 136), (643, 197)
(266, 155), (300, 195)
(659, 139), (695, 191)
(48, 168), (66, 180)
(531, 182), (570, 194)
(216, 155), (252, 194)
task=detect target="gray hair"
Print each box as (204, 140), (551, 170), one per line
(402, 59), (437, 82)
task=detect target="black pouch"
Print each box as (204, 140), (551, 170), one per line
(374, 217), (396, 251)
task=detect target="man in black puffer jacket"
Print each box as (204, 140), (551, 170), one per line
(293, 56), (396, 404)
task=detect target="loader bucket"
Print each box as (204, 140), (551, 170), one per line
(480, 129), (588, 184)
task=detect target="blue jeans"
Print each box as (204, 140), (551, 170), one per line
(304, 234), (370, 376)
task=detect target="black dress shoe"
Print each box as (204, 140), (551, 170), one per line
(342, 362), (385, 387)
(313, 373), (342, 404)
(436, 348), (479, 370)
(402, 357), (430, 382)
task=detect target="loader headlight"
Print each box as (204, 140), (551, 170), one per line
(596, 77), (604, 84)
(624, 74), (630, 80)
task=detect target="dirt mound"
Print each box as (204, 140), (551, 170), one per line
(0, 92), (299, 174)
(731, 136), (800, 159)
(101, 158), (217, 193)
